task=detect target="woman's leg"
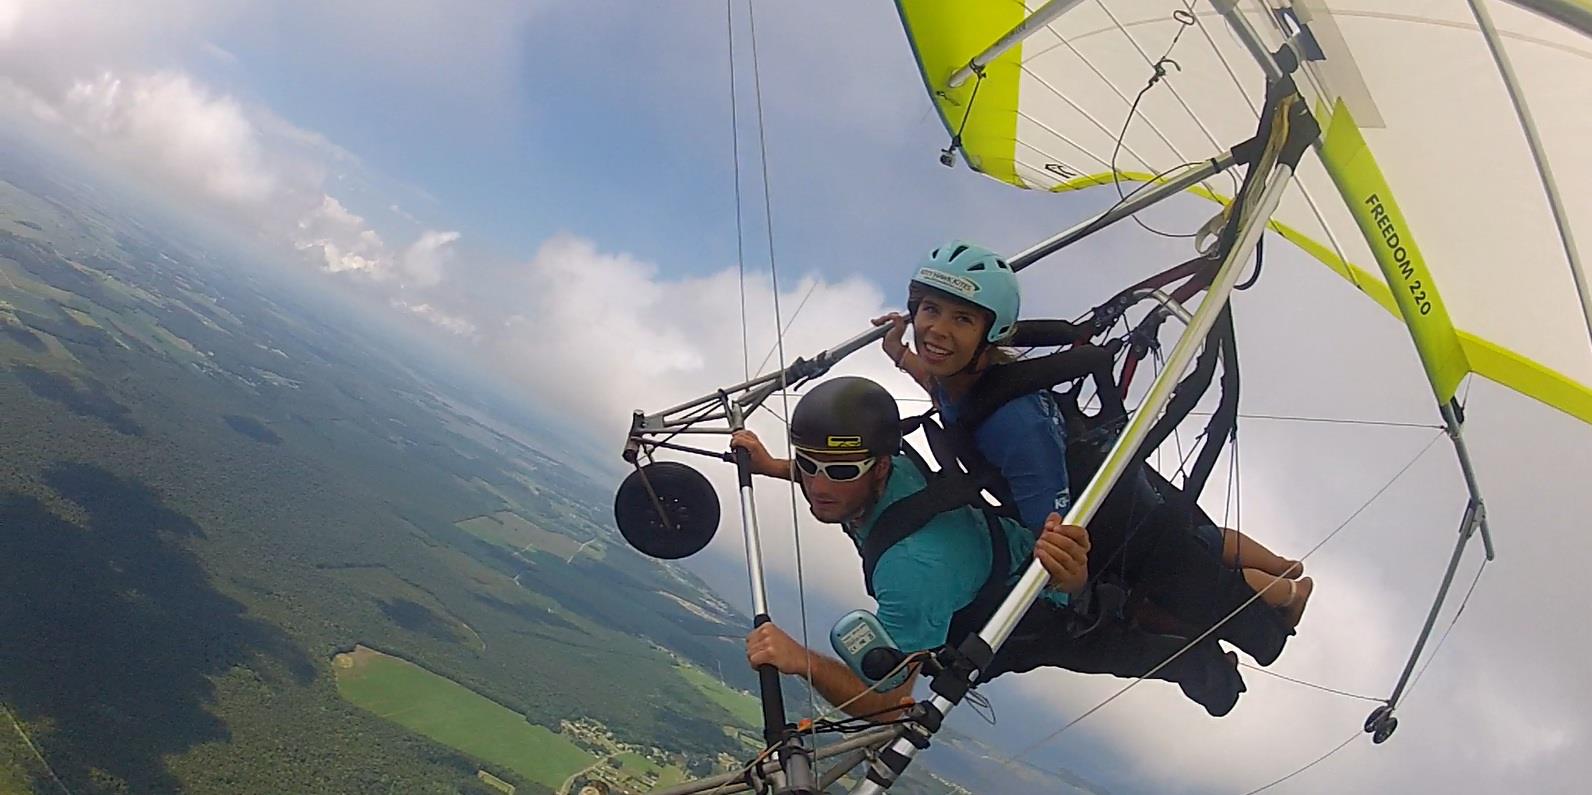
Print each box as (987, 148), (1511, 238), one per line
(1222, 528), (1303, 579)
(1242, 569), (1314, 629)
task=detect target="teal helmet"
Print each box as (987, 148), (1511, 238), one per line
(908, 241), (1020, 343)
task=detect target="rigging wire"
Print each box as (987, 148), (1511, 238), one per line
(1239, 426), (1490, 795)
(802, 653), (929, 730)
(998, 428), (1448, 767)
(752, 280), (819, 375)
(742, 0), (823, 734)
(1239, 729), (1363, 795)
(1404, 559), (1488, 697)
(1110, 9), (1203, 239)
(940, 61), (987, 167)
(967, 690), (998, 726)
(1233, 409), (1243, 570)
(1186, 412), (1443, 430)
(1151, 347), (1195, 485)
(727, 0), (751, 383)
(1188, 0), (1363, 294)
(1236, 663), (1382, 704)
(1223, 420), (1239, 563)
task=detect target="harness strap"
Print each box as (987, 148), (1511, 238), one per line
(859, 451), (1011, 600)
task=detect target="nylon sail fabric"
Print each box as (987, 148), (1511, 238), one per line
(896, 0), (1592, 422)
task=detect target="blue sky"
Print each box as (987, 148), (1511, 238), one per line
(164, 1), (1127, 280)
(4, 2), (1592, 793)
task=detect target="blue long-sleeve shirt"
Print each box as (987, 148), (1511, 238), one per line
(938, 388), (1072, 535)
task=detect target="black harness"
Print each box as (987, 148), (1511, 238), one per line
(849, 314), (1246, 645)
(856, 445), (1011, 607)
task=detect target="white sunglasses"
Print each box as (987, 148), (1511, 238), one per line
(792, 449), (879, 482)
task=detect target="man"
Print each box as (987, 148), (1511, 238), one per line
(732, 376), (1245, 719)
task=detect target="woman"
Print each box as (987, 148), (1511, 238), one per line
(876, 240), (1312, 627)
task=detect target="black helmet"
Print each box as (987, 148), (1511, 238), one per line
(789, 377), (901, 457)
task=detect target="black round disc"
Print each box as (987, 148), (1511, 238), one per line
(613, 461), (720, 559)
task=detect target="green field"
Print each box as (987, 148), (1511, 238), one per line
(456, 510), (589, 559)
(675, 664), (761, 730)
(0, 763), (32, 795)
(334, 647), (592, 791)
(0, 739), (36, 795)
(614, 751), (687, 789)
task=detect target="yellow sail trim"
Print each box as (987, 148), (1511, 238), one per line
(1459, 334), (1592, 424)
(1054, 169), (1592, 424)
(894, 1), (1026, 187)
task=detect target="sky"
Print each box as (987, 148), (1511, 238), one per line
(3, 1), (1592, 793)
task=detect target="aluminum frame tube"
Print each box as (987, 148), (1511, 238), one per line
(1504, 0), (1592, 39)
(1442, 403), (1496, 559)
(977, 164), (1295, 655)
(1469, 0), (1592, 365)
(946, 0), (1088, 88)
(1131, 287), (1196, 324)
(650, 728), (896, 795)
(729, 401), (772, 622)
(1211, 0), (1287, 83)
(1384, 499), (1483, 709)
(1010, 154), (1236, 271)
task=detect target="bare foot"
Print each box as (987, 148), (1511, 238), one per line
(1281, 576), (1314, 629)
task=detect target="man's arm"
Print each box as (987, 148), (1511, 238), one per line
(729, 430), (795, 482)
(804, 652), (918, 720)
(747, 623), (916, 720)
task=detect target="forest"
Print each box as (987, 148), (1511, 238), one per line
(0, 166), (761, 793)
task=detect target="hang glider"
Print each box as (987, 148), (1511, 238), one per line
(619, 3), (1592, 794)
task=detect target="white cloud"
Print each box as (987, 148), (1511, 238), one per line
(0, 0), (456, 299)
(0, 2), (22, 40)
(487, 233), (907, 439)
(292, 194), (388, 275)
(1, 61), (411, 287)
(0, 54), (474, 309)
(393, 299), (477, 337)
(0, 1), (245, 101)
(0, 77), (60, 124)
(400, 229), (461, 287)
(202, 41), (238, 65)
(59, 71), (276, 206)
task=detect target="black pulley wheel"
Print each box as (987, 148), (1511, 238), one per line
(1364, 705), (1392, 734)
(1372, 715), (1398, 744)
(614, 461), (719, 559)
